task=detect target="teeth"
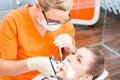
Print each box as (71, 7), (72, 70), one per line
(56, 62), (67, 77)
(62, 66), (67, 71)
(58, 62), (67, 71)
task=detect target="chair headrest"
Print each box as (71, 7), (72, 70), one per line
(95, 70), (109, 80)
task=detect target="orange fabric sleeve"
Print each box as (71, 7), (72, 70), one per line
(0, 15), (18, 59)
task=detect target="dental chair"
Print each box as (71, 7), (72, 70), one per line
(32, 70), (109, 80)
(95, 70), (109, 80)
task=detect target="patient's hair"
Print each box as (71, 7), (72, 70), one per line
(86, 47), (105, 79)
(38, 0), (73, 11)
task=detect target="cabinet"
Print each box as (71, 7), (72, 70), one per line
(0, 0), (35, 25)
(70, 0), (100, 25)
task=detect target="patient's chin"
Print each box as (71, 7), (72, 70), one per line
(61, 60), (76, 80)
(62, 73), (75, 80)
(65, 66), (76, 80)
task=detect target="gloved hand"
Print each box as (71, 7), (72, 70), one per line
(27, 56), (58, 80)
(54, 34), (76, 53)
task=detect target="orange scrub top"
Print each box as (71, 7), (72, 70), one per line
(0, 4), (75, 80)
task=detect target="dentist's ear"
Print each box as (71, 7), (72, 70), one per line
(35, 1), (39, 8)
(35, 0), (44, 11)
(79, 74), (93, 80)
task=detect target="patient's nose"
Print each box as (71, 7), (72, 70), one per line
(66, 55), (74, 63)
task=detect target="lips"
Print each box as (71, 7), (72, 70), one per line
(61, 60), (68, 71)
(61, 60), (76, 79)
(56, 61), (68, 77)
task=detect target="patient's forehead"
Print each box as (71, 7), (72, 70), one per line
(76, 48), (94, 62)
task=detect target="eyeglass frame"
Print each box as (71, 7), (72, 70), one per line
(42, 11), (71, 25)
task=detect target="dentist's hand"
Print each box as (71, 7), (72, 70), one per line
(54, 34), (76, 53)
(27, 56), (58, 80)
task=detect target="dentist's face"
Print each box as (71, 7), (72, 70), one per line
(62, 48), (94, 79)
(43, 8), (71, 24)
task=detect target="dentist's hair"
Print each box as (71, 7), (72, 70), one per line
(86, 47), (105, 79)
(38, 0), (73, 11)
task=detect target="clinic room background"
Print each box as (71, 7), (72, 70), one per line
(0, 0), (120, 80)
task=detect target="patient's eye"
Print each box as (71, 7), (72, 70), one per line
(78, 58), (81, 63)
(71, 52), (75, 55)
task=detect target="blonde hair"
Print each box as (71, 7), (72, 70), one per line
(38, 0), (73, 11)
(86, 47), (105, 79)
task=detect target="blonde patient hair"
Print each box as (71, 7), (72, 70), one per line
(37, 0), (73, 11)
(86, 47), (105, 79)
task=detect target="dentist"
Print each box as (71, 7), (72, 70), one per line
(0, 0), (76, 80)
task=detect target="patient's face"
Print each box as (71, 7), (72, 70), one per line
(62, 48), (94, 79)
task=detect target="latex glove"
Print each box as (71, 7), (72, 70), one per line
(54, 34), (75, 52)
(27, 56), (58, 80)
(54, 34), (72, 48)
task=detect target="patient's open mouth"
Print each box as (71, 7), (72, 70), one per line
(61, 60), (68, 71)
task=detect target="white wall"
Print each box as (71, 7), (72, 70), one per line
(0, 0), (35, 25)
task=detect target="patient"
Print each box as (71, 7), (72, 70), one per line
(31, 47), (106, 80)
(55, 47), (106, 80)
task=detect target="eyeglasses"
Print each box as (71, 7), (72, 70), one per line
(42, 11), (71, 25)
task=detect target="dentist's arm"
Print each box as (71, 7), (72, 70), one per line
(0, 58), (28, 76)
(0, 57), (57, 79)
